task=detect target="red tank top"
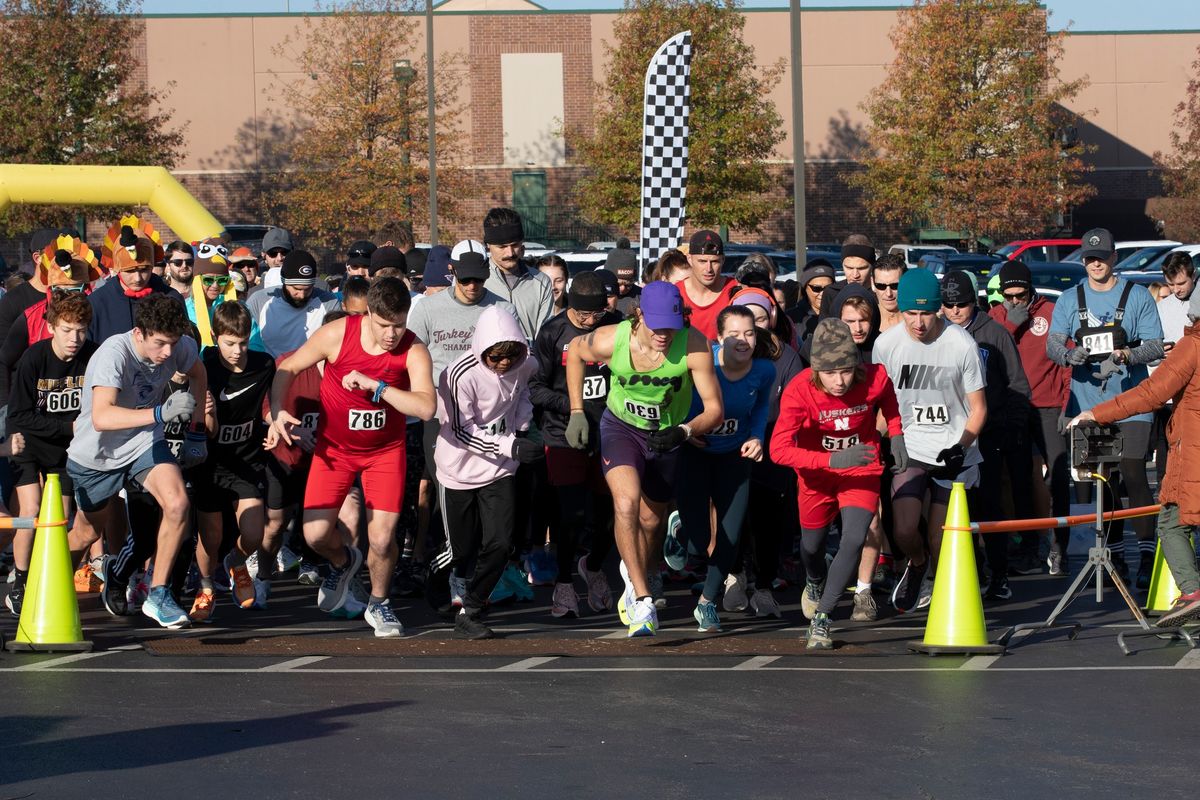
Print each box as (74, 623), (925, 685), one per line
(318, 316), (415, 454)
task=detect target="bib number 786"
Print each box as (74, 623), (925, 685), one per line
(349, 409), (386, 431)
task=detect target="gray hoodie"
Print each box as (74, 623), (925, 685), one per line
(408, 286), (517, 384)
(484, 260), (555, 342)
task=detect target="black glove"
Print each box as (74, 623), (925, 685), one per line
(1004, 301), (1029, 328)
(511, 437), (544, 464)
(565, 411), (589, 450)
(890, 433), (910, 474)
(647, 425), (689, 453)
(829, 443), (875, 470)
(934, 443), (966, 478)
(1065, 346), (1090, 366)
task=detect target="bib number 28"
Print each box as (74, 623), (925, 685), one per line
(349, 409), (386, 431)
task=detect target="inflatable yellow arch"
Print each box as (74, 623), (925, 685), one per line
(0, 164), (225, 241)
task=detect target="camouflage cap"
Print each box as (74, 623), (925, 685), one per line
(810, 318), (860, 372)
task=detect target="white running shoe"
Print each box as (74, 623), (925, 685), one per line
(276, 545), (301, 573)
(617, 560), (636, 625)
(722, 572), (749, 612)
(627, 597), (658, 637)
(365, 600), (404, 637)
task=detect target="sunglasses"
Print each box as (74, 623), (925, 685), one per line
(51, 284), (86, 294)
(201, 275), (231, 288)
(458, 277), (486, 286)
(1002, 291), (1030, 301)
(874, 282), (900, 292)
(944, 301), (975, 309)
(169, 258), (194, 267)
(808, 284), (829, 293)
(266, 248), (289, 258)
(484, 351), (518, 364)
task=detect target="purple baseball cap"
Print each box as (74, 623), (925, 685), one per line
(640, 280), (685, 330)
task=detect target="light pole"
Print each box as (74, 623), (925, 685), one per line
(425, 0), (438, 244)
(393, 58), (416, 229)
(790, 0), (806, 257)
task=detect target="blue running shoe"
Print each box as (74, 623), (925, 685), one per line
(694, 600), (721, 632)
(502, 563), (534, 602)
(142, 586), (190, 629)
(663, 510), (686, 572)
(318, 546), (364, 613)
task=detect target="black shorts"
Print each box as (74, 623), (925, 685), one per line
(193, 463), (265, 513)
(12, 458), (74, 496)
(265, 457), (308, 511)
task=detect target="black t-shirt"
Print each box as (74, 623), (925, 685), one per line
(8, 338), (98, 468)
(529, 310), (621, 449)
(205, 348), (275, 466)
(0, 281), (48, 412)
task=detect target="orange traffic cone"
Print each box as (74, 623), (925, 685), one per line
(6, 473), (92, 652)
(909, 482), (1005, 655)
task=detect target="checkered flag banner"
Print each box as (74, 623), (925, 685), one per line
(639, 31), (692, 278)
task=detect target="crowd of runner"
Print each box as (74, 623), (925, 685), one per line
(3, 212), (1200, 646)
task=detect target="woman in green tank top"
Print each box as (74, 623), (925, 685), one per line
(564, 281), (725, 637)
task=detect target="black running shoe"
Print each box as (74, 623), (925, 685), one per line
(4, 580), (24, 617)
(890, 560), (927, 613)
(454, 609), (495, 640)
(983, 576), (1012, 601)
(101, 557), (130, 617)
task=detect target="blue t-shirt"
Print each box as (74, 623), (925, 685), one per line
(1049, 278), (1163, 422)
(689, 345), (775, 454)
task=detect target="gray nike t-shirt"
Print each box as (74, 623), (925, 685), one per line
(67, 331), (199, 471)
(873, 321), (985, 468)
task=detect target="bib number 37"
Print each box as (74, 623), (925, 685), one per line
(349, 409), (386, 431)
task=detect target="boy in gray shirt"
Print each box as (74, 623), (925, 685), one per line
(67, 294), (209, 629)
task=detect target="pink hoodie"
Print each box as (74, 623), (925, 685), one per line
(435, 305), (536, 490)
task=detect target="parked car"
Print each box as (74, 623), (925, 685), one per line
(1061, 239), (1180, 266)
(925, 253), (1003, 282)
(889, 244), (957, 268)
(223, 224), (272, 254)
(1137, 243), (1200, 274)
(985, 261), (1163, 300)
(994, 238), (1080, 264)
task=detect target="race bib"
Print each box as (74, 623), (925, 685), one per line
(218, 420), (253, 445)
(624, 400), (661, 422)
(913, 404), (949, 426)
(1080, 330), (1115, 356)
(301, 412), (320, 431)
(167, 439), (183, 458)
(583, 375), (608, 401)
(822, 433), (860, 451)
(711, 419), (739, 436)
(348, 408), (386, 431)
(45, 388), (81, 413)
(484, 417), (508, 436)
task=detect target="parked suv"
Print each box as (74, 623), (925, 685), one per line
(993, 238), (1080, 264)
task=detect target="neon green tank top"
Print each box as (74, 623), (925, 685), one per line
(606, 320), (693, 430)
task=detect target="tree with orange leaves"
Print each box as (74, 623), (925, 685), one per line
(852, 0), (1093, 249)
(270, 0), (472, 248)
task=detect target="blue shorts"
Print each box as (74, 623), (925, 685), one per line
(67, 440), (178, 513)
(599, 410), (679, 504)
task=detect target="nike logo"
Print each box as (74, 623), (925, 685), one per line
(602, 457), (612, 466)
(219, 383), (258, 401)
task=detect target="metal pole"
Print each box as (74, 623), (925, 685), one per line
(425, 0), (438, 244)
(790, 0), (806, 257)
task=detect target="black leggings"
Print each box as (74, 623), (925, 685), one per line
(552, 482), (614, 582)
(1032, 407), (1071, 558)
(440, 477), (515, 612)
(676, 448), (752, 602)
(800, 506), (874, 615)
(111, 487), (194, 598)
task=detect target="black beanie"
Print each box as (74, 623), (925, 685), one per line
(940, 270), (976, 307)
(282, 250), (318, 285)
(370, 246), (406, 276)
(998, 260), (1033, 293)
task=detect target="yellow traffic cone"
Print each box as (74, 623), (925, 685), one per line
(1145, 537), (1191, 615)
(6, 473), (92, 652)
(909, 482), (1004, 655)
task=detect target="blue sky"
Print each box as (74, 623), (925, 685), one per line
(141, 0), (1200, 31)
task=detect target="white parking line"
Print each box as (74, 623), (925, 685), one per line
(260, 656), (331, 671)
(732, 655), (780, 670)
(959, 655), (1003, 670)
(7, 651), (116, 671)
(1173, 648), (1200, 668)
(497, 656), (559, 671)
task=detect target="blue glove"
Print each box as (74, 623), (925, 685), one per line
(180, 432), (208, 469)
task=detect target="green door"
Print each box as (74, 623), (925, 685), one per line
(512, 171), (547, 242)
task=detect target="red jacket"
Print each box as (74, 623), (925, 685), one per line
(769, 363), (902, 479)
(989, 295), (1069, 410)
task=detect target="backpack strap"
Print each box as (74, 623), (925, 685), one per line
(1112, 281), (1135, 326)
(1076, 284), (1089, 329)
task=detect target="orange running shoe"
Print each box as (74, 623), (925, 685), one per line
(189, 588), (216, 623)
(73, 563), (103, 593)
(229, 564), (256, 609)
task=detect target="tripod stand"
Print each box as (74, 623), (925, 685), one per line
(998, 466), (1194, 654)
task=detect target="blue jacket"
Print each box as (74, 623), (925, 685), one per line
(88, 274), (182, 343)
